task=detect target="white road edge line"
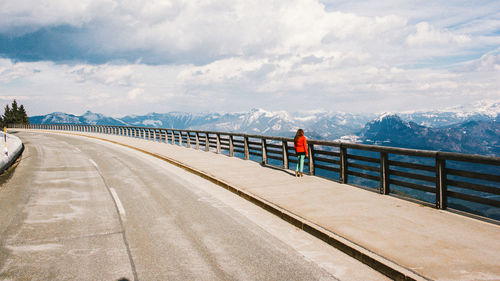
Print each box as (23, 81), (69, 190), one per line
(89, 159), (98, 168)
(110, 188), (127, 221)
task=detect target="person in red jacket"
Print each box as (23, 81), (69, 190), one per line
(294, 129), (308, 177)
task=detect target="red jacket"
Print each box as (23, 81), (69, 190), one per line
(294, 136), (308, 156)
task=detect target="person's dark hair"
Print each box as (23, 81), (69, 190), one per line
(294, 129), (304, 144)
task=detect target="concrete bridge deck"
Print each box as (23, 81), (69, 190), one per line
(16, 129), (500, 281)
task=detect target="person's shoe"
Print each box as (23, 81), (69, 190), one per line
(295, 171), (298, 177)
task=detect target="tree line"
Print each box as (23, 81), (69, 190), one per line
(1, 100), (29, 127)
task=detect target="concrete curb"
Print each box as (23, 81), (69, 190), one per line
(33, 130), (428, 281)
(0, 133), (24, 175)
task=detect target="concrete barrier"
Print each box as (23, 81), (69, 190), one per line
(0, 133), (24, 174)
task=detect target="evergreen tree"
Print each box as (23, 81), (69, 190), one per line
(2, 100), (30, 125)
(19, 105), (29, 124)
(3, 104), (12, 124)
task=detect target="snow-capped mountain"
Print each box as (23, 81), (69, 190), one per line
(119, 108), (373, 139)
(29, 111), (127, 126)
(30, 108), (372, 139)
(399, 100), (500, 127)
(357, 114), (500, 156)
(27, 99), (500, 156)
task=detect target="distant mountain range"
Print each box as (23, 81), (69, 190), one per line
(30, 108), (375, 139)
(358, 114), (500, 156)
(29, 100), (500, 156)
(29, 111), (128, 126)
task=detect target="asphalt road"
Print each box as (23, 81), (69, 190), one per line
(0, 131), (388, 281)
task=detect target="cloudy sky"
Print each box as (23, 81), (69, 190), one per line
(1, 0), (499, 116)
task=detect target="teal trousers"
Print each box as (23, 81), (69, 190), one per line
(296, 154), (305, 173)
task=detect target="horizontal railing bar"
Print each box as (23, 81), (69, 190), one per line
(313, 150), (340, 157)
(266, 143), (282, 149)
(248, 145), (262, 150)
(347, 154), (380, 164)
(266, 148), (283, 155)
(315, 163), (341, 173)
(448, 190), (500, 207)
(439, 152), (500, 166)
(446, 168), (500, 183)
(249, 151), (262, 157)
(388, 160), (435, 172)
(347, 170), (380, 181)
(349, 162), (380, 173)
(447, 179), (500, 195)
(267, 155), (284, 161)
(314, 156), (341, 165)
(389, 179), (436, 193)
(389, 169), (436, 183)
(343, 143), (437, 157)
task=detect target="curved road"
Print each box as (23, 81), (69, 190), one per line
(0, 131), (387, 281)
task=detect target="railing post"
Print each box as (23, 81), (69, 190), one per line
(178, 131), (183, 146)
(436, 154), (447, 209)
(244, 136), (249, 160)
(216, 134), (221, 154)
(380, 152), (390, 195)
(186, 132), (191, 148)
(282, 140), (289, 169)
(308, 143), (315, 175)
(195, 132), (200, 150)
(261, 138), (267, 165)
(205, 133), (210, 152)
(229, 135), (234, 157)
(171, 131), (175, 145)
(340, 145), (348, 184)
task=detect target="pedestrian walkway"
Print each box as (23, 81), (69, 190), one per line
(25, 130), (500, 281)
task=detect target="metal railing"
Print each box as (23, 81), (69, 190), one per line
(13, 123), (500, 221)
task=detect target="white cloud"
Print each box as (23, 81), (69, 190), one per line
(0, 0), (499, 116)
(406, 22), (471, 47)
(127, 88), (144, 100)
